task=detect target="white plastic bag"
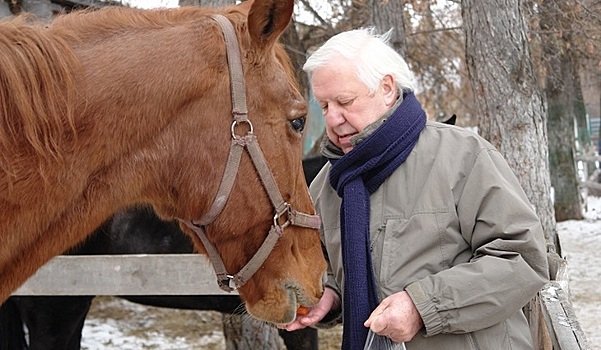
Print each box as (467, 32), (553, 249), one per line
(363, 329), (406, 350)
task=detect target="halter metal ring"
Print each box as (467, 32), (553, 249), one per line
(273, 202), (291, 229)
(231, 119), (254, 140)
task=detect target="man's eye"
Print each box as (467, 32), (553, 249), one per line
(340, 99), (353, 106)
(290, 117), (306, 133)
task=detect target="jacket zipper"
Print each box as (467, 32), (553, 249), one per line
(466, 333), (481, 350)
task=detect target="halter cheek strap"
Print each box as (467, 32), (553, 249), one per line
(179, 14), (320, 293)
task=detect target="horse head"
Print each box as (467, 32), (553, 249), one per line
(146, 0), (327, 324)
(0, 0), (326, 325)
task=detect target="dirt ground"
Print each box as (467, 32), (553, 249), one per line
(82, 296), (343, 349)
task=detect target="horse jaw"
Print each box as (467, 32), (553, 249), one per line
(233, 240), (326, 324)
(241, 280), (322, 325)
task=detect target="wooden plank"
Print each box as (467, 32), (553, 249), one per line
(580, 181), (601, 191)
(12, 254), (233, 296)
(527, 294), (553, 350)
(575, 155), (601, 163)
(539, 282), (589, 350)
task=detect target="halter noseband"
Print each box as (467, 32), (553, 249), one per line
(179, 14), (320, 292)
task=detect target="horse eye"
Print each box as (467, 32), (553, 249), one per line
(290, 117), (306, 133)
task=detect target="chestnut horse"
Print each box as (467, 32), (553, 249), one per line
(0, 0), (326, 325)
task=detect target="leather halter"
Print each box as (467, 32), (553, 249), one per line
(180, 14), (321, 293)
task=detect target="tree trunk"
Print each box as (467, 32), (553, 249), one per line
(573, 72), (592, 160)
(368, 0), (407, 58)
(540, 1), (584, 221)
(462, 0), (558, 250)
(222, 313), (282, 350)
(596, 69), (601, 161)
(546, 55), (584, 221)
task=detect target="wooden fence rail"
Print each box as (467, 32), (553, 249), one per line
(13, 254), (231, 296)
(575, 155), (601, 163)
(527, 252), (590, 350)
(13, 252), (590, 349)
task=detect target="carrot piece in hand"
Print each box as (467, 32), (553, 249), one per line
(296, 305), (310, 316)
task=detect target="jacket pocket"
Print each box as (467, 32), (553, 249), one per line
(378, 210), (470, 296)
(379, 213), (442, 294)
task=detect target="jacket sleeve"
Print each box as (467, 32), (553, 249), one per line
(315, 268), (343, 328)
(310, 171), (343, 329)
(405, 147), (549, 336)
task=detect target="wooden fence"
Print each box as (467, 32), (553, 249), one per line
(527, 251), (590, 350)
(13, 250), (591, 349)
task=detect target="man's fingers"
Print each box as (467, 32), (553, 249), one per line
(367, 313), (388, 333)
(365, 302), (389, 329)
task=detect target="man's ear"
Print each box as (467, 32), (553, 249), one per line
(381, 74), (398, 106)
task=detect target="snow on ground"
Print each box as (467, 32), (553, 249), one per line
(81, 296), (226, 349)
(557, 195), (601, 349)
(81, 197), (601, 349)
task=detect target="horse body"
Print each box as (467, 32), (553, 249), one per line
(1, 155), (328, 350)
(0, 0), (326, 324)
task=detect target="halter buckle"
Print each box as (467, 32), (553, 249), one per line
(219, 274), (237, 292)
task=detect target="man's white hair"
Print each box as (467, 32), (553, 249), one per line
(303, 27), (415, 93)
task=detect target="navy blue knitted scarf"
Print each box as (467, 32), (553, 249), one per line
(328, 92), (426, 350)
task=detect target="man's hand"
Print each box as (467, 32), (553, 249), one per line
(278, 287), (340, 331)
(364, 291), (423, 343)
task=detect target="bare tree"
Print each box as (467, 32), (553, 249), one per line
(462, 0), (557, 249)
(404, 1), (473, 124)
(537, 0), (584, 221)
(368, 0), (407, 57)
(223, 314), (284, 350)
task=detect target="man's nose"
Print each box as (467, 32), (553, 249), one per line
(325, 106), (344, 125)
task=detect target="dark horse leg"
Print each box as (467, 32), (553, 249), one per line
(0, 298), (27, 350)
(2, 296), (93, 350)
(279, 327), (319, 350)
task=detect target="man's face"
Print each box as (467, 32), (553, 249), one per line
(311, 58), (397, 153)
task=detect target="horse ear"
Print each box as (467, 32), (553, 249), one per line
(247, 0), (294, 50)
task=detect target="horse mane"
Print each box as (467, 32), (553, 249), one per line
(0, 6), (224, 182)
(50, 6), (230, 41)
(0, 3), (299, 182)
(0, 16), (79, 179)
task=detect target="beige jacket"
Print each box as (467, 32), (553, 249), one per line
(310, 121), (549, 350)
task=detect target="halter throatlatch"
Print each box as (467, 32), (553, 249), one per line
(180, 14), (320, 292)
